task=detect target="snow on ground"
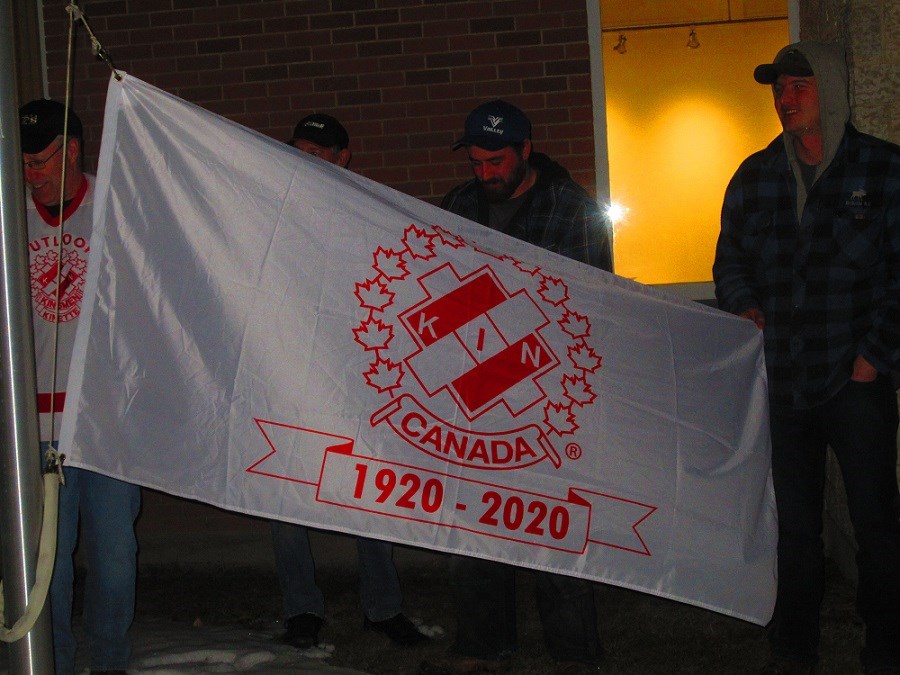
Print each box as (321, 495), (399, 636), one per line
(121, 619), (357, 673)
(123, 618), (443, 674)
(1, 617), (445, 674)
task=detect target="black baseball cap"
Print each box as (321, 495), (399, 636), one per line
(452, 100), (532, 151)
(289, 113), (349, 150)
(19, 99), (83, 154)
(753, 46), (814, 84)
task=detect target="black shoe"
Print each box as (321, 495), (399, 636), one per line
(553, 659), (604, 674)
(862, 645), (900, 674)
(279, 612), (323, 649)
(761, 655), (817, 674)
(364, 612), (428, 646)
(418, 655), (511, 674)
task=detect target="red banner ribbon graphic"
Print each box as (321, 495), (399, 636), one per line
(248, 418), (654, 556)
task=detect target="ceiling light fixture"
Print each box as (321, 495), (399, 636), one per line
(686, 27), (700, 49)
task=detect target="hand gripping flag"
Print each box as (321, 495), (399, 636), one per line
(61, 74), (777, 624)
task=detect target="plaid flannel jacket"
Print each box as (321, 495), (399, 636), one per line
(714, 125), (900, 408)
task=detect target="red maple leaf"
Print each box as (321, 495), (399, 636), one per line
(353, 317), (394, 351)
(373, 246), (409, 281)
(568, 343), (602, 373)
(562, 374), (596, 407)
(402, 224), (437, 260)
(31, 251), (57, 292)
(364, 357), (404, 394)
(431, 225), (466, 249)
(539, 276), (569, 306)
(559, 310), (591, 340)
(62, 249), (87, 277)
(471, 244), (506, 262)
(543, 401), (578, 436)
(355, 278), (394, 312)
(512, 259), (541, 276)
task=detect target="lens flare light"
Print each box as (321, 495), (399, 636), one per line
(606, 202), (629, 228)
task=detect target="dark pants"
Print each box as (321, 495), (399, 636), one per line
(450, 555), (601, 663)
(768, 377), (900, 668)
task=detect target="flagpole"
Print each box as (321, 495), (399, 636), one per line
(0, 0), (56, 669)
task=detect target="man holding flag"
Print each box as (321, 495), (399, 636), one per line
(714, 42), (900, 673)
(272, 113), (426, 650)
(20, 99), (141, 674)
(437, 99), (612, 671)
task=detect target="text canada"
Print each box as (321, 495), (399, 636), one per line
(401, 411), (538, 465)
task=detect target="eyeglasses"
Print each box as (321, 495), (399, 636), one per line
(23, 142), (64, 170)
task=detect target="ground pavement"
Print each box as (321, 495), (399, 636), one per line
(0, 488), (869, 674)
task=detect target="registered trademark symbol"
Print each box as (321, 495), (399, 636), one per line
(565, 443), (582, 460)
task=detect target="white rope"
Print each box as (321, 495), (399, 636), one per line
(43, 3), (119, 458)
(1, 0), (123, 644)
(0, 471), (60, 642)
(0, 1), (90, 641)
(67, 1), (122, 80)
(42, 3), (77, 452)
(40, 4), (118, 473)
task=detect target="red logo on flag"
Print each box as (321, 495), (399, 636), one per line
(353, 224), (602, 471)
(400, 265), (558, 419)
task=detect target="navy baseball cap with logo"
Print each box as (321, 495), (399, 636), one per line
(753, 46), (814, 84)
(452, 99), (532, 151)
(289, 113), (349, 150)
(19, 99), (83, 154)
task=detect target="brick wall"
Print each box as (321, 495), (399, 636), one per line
(41, 0), (598, 205)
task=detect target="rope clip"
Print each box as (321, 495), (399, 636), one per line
(44, 449), (66, 487)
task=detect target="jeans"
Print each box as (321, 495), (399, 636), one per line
(50, 463), (141, 674)
(270, 521), (403, 621)
(450, 555), (601, 663)
(768, 377), (900, 668)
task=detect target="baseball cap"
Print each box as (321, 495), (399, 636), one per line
(753, 46), (814, 84)
(452, 100), (532, 151)
(289, 113), (349, 150)
(19, 99), (83, 154)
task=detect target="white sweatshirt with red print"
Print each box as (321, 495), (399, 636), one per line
(27, 174), (92, 444)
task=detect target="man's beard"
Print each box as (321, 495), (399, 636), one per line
(477, 158), (528, 203)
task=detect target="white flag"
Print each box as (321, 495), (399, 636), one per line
(61, 74), (777, 624)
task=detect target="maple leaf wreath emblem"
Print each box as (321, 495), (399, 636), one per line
(31, 248), (88, 322)
(352, 223), (602, 467)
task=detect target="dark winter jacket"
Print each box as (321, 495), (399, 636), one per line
(441, 152), (613, 272)
(713, 42), (900, 407)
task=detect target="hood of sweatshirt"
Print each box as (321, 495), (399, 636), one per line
(766, 41), (850, 218)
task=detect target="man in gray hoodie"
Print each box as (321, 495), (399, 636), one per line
(713, 42), (900, 673)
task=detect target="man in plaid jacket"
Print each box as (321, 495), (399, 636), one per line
(713, 41), (900, 674)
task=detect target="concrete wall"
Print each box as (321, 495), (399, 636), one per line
(800, 0), (899, 143)
(799, 0), (900, 583)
